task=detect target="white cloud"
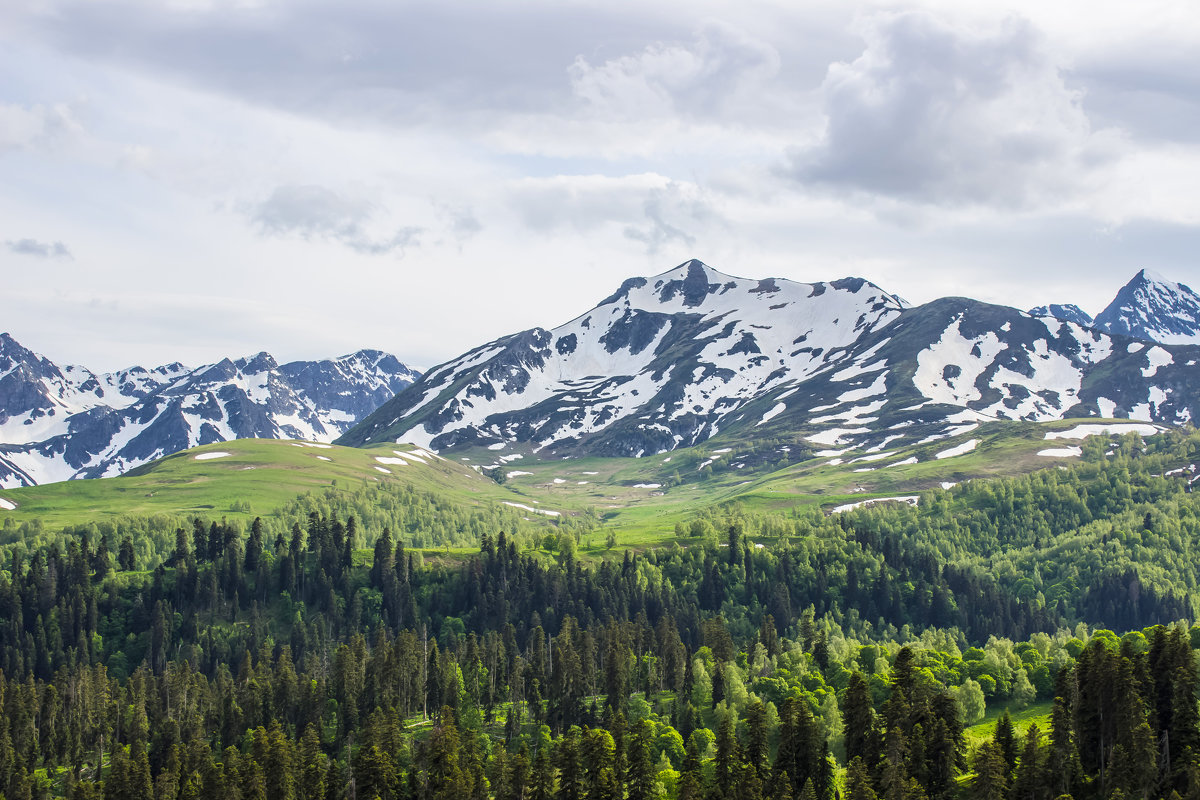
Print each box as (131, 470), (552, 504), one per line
(787, 11), (1114, 209)
(569, 21), (782, 121)
(0, 101), (83, 152)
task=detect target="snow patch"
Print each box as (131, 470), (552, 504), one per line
(807, 427), (871, 446)
(1038, 447), (1082, 458)
(913, 319), (1005, 405)
(1045, 423), (1158, 440)
(375, 457), (408, 466)
(935, 439), (979, 460)
(1142, 346), (1173, 377)
(832, 496), (920, 513)
(0, 497), (15, 510)
(507, 470), (533, 478)
(633, 483), (662, 488)
(194, 451), (232, 461)
(503, 501), (560, 517)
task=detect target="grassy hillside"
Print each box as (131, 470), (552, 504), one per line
(0, 418), (1172, 555)
(0, 440), (528, 527)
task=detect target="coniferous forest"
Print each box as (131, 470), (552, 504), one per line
(2, 428), (1200, 799)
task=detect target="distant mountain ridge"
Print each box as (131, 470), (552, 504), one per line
(341, 260), (1200, 459)
(0, 334), (420, 487)
(1028, 304), (1094, 327)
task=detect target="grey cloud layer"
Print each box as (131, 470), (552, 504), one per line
(251, 185), (421, 256)
(3, 0), (1199, 372)
(6, 238), (72, 259)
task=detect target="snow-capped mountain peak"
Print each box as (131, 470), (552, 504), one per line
(0, 335), (421, 487)
(339, 261), (908, 455)
(1093, 269), (1200, 345)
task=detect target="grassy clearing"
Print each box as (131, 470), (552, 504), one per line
(0, 418), (1143, 553)
(964, 701), (1054, 751)
(0, 439), (532, 528)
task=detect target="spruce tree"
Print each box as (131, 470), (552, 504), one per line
(995, 710), (1018, 778)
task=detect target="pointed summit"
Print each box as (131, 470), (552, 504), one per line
(339, 259), (913, 454)
(1093, 269), (1200, 345)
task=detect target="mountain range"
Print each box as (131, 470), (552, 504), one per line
(341, 261), (1200, 459)
(0, 335), (420, 487)
(4, 263), (1198, 486)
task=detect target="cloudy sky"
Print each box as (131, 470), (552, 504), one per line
(2, 0), (1199, 372)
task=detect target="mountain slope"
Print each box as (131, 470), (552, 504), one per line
(0, 336), (421, 487)
(339, 260), (907, 456)
(342, 261), (1200, 458)
(1093, 269), (1200, 345)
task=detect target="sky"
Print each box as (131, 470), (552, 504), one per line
(2, 0), (1199, 373)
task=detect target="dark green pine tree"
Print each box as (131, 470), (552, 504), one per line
(298, 725), (327, 800)
(625, 719), (656, 800)
(970, 741), (1008, 800)
(604, 639), (627, 715)
(425, 708), (468, 800)
(845, 757), (879, 800)
(994, 710), (1018, 779)
(714, 711), (741, 799)
(711, 662), (726, 709)
(844, 673), (878, 768)
(244, 518), (264, 573)
(118, 537), (136, 572)
(1047, 667), (1080, 798)
(501, 744), (530, 800)
(879, 726), (909, 800)
(353, 744), (396, 800)
(1009, 723), (1044, 800)
(582, 728), (618, 800)
(746, 700), (770, 781)
(425, 638), (442, 719)
(678, 733), (704, 800)
(530, 743), (555, 800)
(556, 727), (585, 800)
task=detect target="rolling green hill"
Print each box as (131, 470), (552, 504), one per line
(0, 418), (1184, 561)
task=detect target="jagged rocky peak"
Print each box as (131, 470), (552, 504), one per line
(0, 332), (421, 487)
(237, 351), (279, 373)
(601, 259), (904, 315)
(1093, 269), (1200, 345)
(1028, 304), (1094, 327)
